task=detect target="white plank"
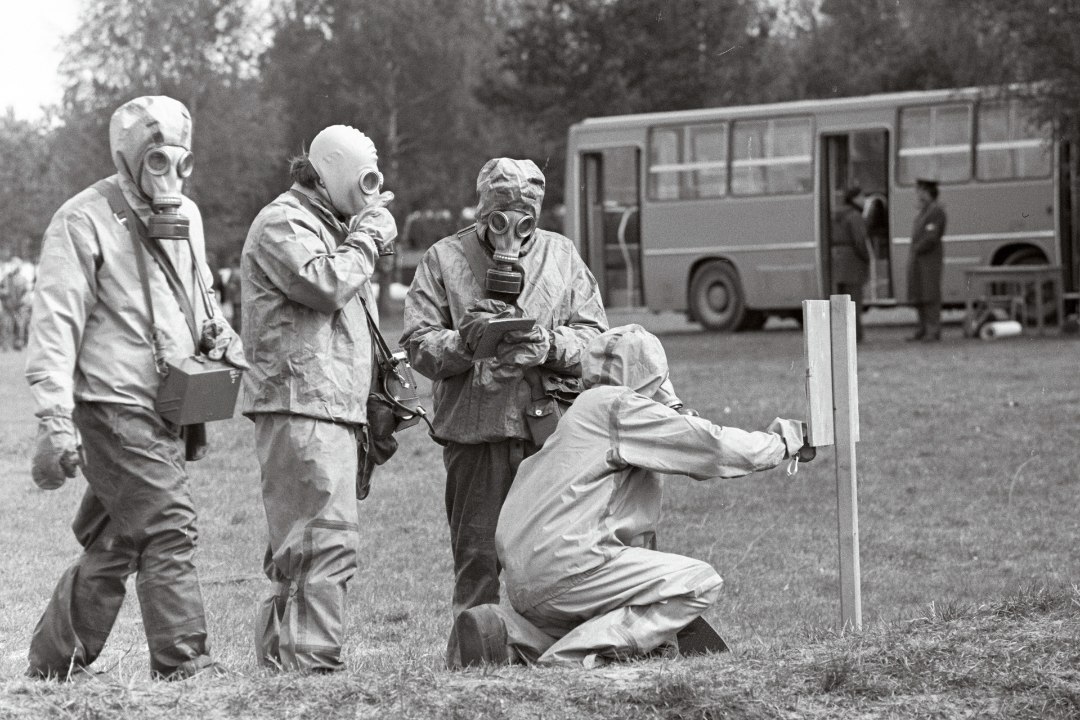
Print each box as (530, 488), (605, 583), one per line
(802, 299), (834, 447)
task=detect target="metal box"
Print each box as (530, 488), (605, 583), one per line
(155, 356), (244, 425)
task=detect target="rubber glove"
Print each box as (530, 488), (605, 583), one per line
(31, 413), (83, 490)
(459, 299), (516, 353)
(348, 191), (398, 255)
(767, 417), (805, 458)
(200, 317), (250, 369)
(495, 326), (552, 368)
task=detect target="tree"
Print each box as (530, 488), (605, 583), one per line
(977, 0), (1080, 142)
(261, 0), (500, 215)
(779, 0), (1017, 101)
(50, 0), (288, 265)
(477, 0), (774, 205)
(0, 112), (63, 260)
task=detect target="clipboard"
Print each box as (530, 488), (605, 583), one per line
(471, 317), (536, 360)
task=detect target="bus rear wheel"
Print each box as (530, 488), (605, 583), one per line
(690, 261), (746, 332)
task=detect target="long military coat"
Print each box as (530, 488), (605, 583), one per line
(906, 200), (947, 304)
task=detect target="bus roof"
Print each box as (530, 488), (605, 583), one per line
(569, 84), (1037, 134)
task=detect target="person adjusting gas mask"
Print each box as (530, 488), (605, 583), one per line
(308, 124), (397, 256)
(239, 124), (401, 673)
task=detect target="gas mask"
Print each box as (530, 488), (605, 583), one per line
(140, 145), (194, 241)
(482, 209), (536, 295)
(309, 125), (386, 219)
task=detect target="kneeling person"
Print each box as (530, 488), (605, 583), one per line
(456, 325), (806, 667)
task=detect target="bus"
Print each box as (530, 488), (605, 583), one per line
(563, 86), (1079, 330)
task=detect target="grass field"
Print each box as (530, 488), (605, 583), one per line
(0, 308), (1077, 718)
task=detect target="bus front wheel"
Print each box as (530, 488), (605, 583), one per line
(689, 261), (746, 332)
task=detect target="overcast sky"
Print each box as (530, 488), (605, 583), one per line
(0, 1), (80, 119)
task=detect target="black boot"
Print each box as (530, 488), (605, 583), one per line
(453, 605), (509, 667)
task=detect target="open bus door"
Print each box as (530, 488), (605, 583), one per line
(820, 130), (893, 303)
(580, 148), (643, 309)
(1059, 140), (1080, 317)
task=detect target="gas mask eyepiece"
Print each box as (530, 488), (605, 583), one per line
(358, 167), (383, 195)
(487, 210), (535, 242)
(146, 147), (194, 179)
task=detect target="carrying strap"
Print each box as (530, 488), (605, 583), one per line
(92, 178), (202, 346)
(457, 225), (494, 292)
(358, 294), (434, 433)
(524, 369), (547, 402)
(358, 294), (395, 370)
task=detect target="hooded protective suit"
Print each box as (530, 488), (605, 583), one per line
(487, 325), (799, 666)
(240, 124), (394, 673)
(25, 95), (229, 679)
(401, 158), (607, 630)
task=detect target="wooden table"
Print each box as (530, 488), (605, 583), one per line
(962, 265), (1064, 337)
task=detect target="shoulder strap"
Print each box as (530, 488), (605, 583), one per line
(358, 294), (394, 369)
(92, 178), (201, 346)
(457, 224), (493, 290)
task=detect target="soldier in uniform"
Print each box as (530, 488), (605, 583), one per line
(907, 178), (947, 342)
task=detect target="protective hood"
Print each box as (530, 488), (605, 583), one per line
(109, 96), (193, 193)
(582, 324), (672, 400)
(309, 125), (379, 218)
(475, 158), (544, 225)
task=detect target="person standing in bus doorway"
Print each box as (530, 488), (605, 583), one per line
(907, 178), (947, 342)
(400, 157), (608, 667)
(831, 186), (869, 342)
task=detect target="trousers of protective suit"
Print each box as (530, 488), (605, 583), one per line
(499, 547), (723, 666)
(253, 413), (360, 672)
(443, 439), (537, 617)
(27, 402), (210, 678)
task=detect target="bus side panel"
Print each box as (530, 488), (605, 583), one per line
(641, 195), (818, 311)
(891, 179), (1055, 304)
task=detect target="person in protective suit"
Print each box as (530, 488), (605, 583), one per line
(450, 325), (808, 668)
(25, 95), (245, 680)
(401, 158), (608, 664)
(831, 186), (869, 342)
(240, 125), (397, 673)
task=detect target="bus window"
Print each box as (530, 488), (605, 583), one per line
(687, 124), (728, 198)
(647, 123), (728, 200)
(731, 116), (812, 195)
(898, 103), (972, 183)
(648, 128), (681, 200)
(977, 100), (1051, 181)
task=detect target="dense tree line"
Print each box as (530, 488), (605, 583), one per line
(1, 0), (1076, 266)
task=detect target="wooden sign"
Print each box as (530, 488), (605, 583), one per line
(802, 295), (862, 631)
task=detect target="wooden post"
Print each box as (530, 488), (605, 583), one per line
(802, 296), (862, 632)
(830, 294), (861, 631)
